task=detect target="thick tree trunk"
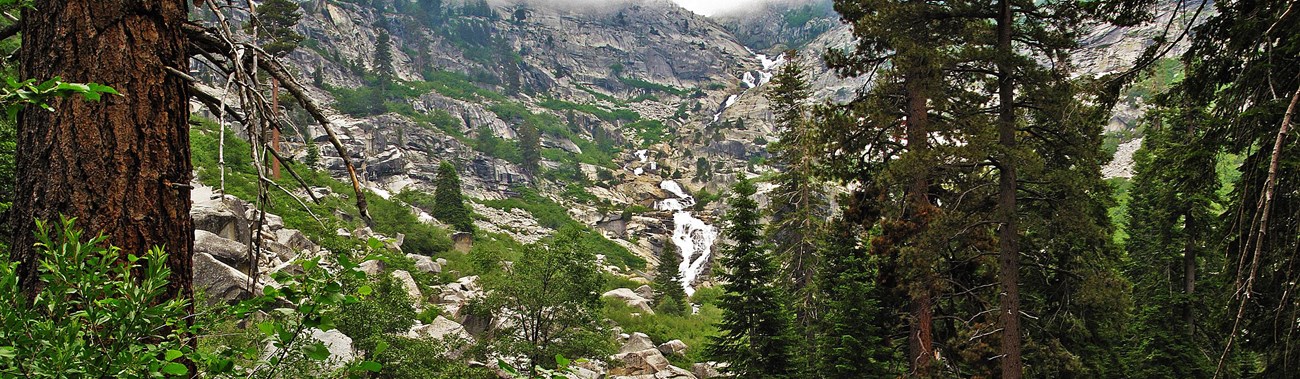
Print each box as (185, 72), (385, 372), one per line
(12, 1), (193, 303)
(996, 0), (1023, 377)
(904, 67), (936, 377)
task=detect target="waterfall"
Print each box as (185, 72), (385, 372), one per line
(655, 180), (718, 296)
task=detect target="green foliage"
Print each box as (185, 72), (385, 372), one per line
(652, 248), (687, 316)
(334, 274), (417, 353)
(813, 219), (897, 378)
(370, 335), (490, 379)
(603, 299), (723, 366)
(252, 0), (304, 57)
(538, 98), (640, 123)
(617, 76), (691, 97)
(432, 162), (475, 233)
(706, 179), (796, 378)
(374, 30), (394, 79)
(2, 77), (118, 120)
(484, 228), (614, 374)
(199, 238), (385, 378)
(519, 120), (542, 174)
(481, 187), (644, 269)
(0, 218), (192, 378)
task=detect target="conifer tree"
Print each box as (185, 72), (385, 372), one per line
(374, 30), (394, 80)
(519, 120), (541, 174)
(825, 1), (974, 374)
(764, 51), (829, 345)
(652, 244), (687, 316)
(706, 178), (794, 379)
(252, 0), (304, 57)
(432, 161), (473, 233)
(1121, 102), (1218, 378)
(814, 216), (898, 379)
(1170, 0), (1300, 373)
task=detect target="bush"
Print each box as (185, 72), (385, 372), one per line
(0, 218), (192, 378)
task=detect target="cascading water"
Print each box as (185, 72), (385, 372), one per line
(655, 180), (718, 296)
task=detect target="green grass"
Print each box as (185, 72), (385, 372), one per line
(1107, 177), (1133, 246)
(618, 76), (692, 97)
(481, 187), (644, 269)
(538, 98), (641, 123)
(189, 116), (454, 256)
(602, 294), (722, 367)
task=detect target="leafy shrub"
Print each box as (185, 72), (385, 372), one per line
(0, 218), (193, 378)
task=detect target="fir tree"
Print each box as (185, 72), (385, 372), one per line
(432, 161), (473, 233)
(374, 30), (394, 80)
(519, 120), (541, 174)
(252, 0), (304, 57)
(706, 178), (795, 379)
(1170, 0), (1300, 373)
(1121, 102), (1218, 379)
(652, 242), (687, 316)
(815, 217), (898, 379)
(764, 51), (829, 349)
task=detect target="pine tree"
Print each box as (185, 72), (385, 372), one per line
(1121, 102), (1218, 379)
(1169, 0), (1300, 373)
(519, 120), (541, 174)
(764, 51), (829, 349)
(374, 30), (394, 80)
(251, 0), (304, 57)
(652, 242), (687, 316)
(706, 178), (794, 379)
(814, 217), (899, 379)
(432, 161), (473, 233)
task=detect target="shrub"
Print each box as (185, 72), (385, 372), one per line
(0, 218), (192, 378)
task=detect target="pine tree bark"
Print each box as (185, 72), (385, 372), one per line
(996, 0), (1023, 376)
(903, 65), (936, 377)
(11, 0), (193, 304)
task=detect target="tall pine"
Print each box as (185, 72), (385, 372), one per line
(519, 120), (541, 174)
(764, 51), (829, 348)
(433, 161), (473, 233)
(706, 178), (795, 379)
(652, 243), (687, 316)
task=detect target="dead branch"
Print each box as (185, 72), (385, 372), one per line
(184, 21), (374, 227)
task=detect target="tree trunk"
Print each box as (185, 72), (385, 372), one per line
(904, 65), (936, 378)
(996, 0), (1023, 377)
(12, 0), (193, 304)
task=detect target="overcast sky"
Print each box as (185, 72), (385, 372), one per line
(671, 0), (764, 16)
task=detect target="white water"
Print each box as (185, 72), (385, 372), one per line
(655, 180), (718, 296)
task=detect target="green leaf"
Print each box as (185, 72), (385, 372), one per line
(357, 361), (382, 372)
(0, 346), (14, 359)
(164, 349), (184, 362)
(498, 359), (519, 375)
(373, 340), (389, 355)
(257, 321), (275, 336)
(160, 362), (188, 376)
(555, 354), (570, 368)
(357, 285), (373, 296)
(303, 342), (331, 361)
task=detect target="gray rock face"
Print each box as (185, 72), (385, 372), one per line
(603, 288), (656, 314)
(691, 362), (726, 379)
(357, 260), (386, 276)
(195, 229), (249, 267)
(407, 315), (474, 345)
(635, 284), (656, 300)
(657, 339), (688, 356)
(193, 252), (255, 304)
(620, 332), (657, 354)
(407, 253), (443, 274)
(391, 270), (422, 303)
